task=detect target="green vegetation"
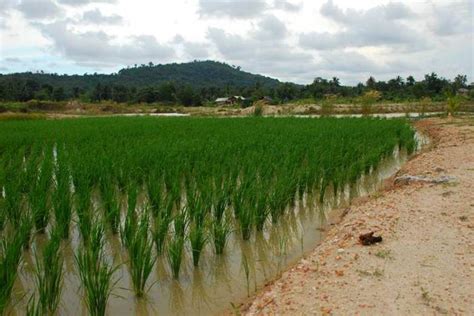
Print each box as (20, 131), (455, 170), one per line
(31, 226), (63, 314)
(127, 210), (156, 297)
(419, 97), (432, 117)
(0, 61), (471, 105)
(446, 95), (462, 116)
(320, 94), (337, 116)
(0, 61), (279, 105)
(0, 116), (417, 311)
(374, 249), (394, 260)
(76, 220), (117, 316)
(0, 229), (24, 313)
(359, 90), (382, 115)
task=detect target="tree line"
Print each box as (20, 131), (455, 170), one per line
(0, 66), (471, 106)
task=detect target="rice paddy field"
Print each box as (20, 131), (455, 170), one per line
(0, 117), (417, 315)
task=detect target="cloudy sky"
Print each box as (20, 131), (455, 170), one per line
(0, 0), (472, 84)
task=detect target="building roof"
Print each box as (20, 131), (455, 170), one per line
(215, 96), (246, 102)
(215, 97), (230, 102)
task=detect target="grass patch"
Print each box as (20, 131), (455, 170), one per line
(357, 268), (384, 278)
(374, 249), (394, 260)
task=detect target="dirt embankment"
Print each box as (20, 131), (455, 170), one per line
(243, 118), (474, 315)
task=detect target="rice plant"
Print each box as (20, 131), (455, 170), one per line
(19, 210), (34, 250)
(152, 211), (171, 256)
(100, 179), (121, 234)
(189, 222), (207, 267)
(31, 150), (53, 234)
(0, 199), (4, 232)
(75, 220), (117, 316)
(121, 204), (136, 250)
(53, 181), (72, 239)
(233, 185), (253, 240)
(212, 217), (231, 255)
(128, 210), (156, 297)
(75, 183), (93, 243)
(254, 193), (269, 231)
(173, 207), (188, 239)
(26, 295), (42, 316)
(0, 167), (6, 231)
(3, 158), (24, 227)
(168, 234), (185, 279)
(32, 226), (63, 314)
(0, 228), (23, 313)
(147, 173), (163, 218)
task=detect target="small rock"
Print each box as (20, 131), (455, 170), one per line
(359, 231), (383, 245)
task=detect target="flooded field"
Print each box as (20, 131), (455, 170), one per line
(0, 117), (419, 315)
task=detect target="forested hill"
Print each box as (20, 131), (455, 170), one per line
(117, 61), (281, 88)
(0, 60), (280, 92)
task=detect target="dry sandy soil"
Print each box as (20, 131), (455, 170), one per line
(243, 117), (474, 315)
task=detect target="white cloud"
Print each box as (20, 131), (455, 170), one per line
(207, 14), (315, 82)
(198, 0), (268, 18)
(0, 0), (472, 83)
(428, 0), (472, 36)
(82, 8), (123, 24)
(252, 14), (287, 40)
(300, 0), (427, 51)
(57, 0), (117, 6)
(273, 0), (302, 12)
(17, 0), (62, 20)
(37, 21), (175, 67)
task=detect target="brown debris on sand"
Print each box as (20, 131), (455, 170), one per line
(359, 231), (383, 245)
(394, 174), (456, 185)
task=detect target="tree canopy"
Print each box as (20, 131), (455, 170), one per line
(0, 60), (471, 105)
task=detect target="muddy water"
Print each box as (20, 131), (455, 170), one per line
(7, 132), (426, 316)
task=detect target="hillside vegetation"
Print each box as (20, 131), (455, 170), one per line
(0, 60), (471, 106)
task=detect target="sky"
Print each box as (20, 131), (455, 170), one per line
(0, 0), (472, 85)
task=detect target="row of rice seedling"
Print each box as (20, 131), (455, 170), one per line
(53, 146), (72, 239)
(0, 212), (31, 313)
(76, 219), (117, 316)
(29, 225), (63, 314)
(126, 209), (156, 297)
(0, 117), (417, 311)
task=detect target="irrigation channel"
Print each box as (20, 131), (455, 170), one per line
(0, 117), (426, 315)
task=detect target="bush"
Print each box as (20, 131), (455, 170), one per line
(26, 100), (66, 111)
(253, 102), (264, 117)
(321, 94), (337, 115)
(446, 95), (461, 116)
(359, 90), (382, 115)
(419, 97), (431, 117)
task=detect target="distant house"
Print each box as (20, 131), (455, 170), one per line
(215, 96), (246, 106)
(457, 88), (469, 96)
(215, 97), (230, 105)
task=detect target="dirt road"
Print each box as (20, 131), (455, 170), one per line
(244, 118), (474, 315)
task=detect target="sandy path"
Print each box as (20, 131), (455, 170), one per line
(243, 118), (474, 315)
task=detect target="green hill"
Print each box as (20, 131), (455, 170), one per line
(0, 60), (280, 93)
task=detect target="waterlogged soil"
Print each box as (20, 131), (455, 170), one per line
(243, 117), (474, 315)
(7, 126), (418, 315)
